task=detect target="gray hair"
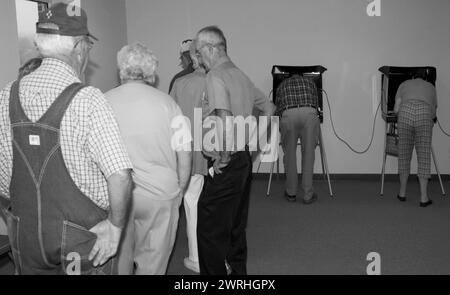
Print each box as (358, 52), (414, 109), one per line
(34, 24), (78, 58)
(197, 25), (227, 53)
(117, 43), (158, 85)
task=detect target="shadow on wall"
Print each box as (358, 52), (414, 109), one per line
(18, 37), (39, 66)
(85, 60), (99, 85)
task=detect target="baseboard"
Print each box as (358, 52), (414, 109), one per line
(252, 173), (450, 181)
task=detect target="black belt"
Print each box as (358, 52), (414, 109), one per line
(281, 104), (317, 113)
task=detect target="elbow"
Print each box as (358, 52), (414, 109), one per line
(108, 169), (133, 188)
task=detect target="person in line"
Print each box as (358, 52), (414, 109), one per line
(169, 39), (195, 93)
(107, 43), (192, 275)
(394, 70), (437, 207)
(170, 40), (208, 273)
(0, 3), (133, 275)
(276, 74), (320, 204)
(195, 26), (275, 275)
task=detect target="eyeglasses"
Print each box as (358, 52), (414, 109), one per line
(195, 43), (215, 57)
(74, 37), (94, 51)
(195, 42), (225, 57)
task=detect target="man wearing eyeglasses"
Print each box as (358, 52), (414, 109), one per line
(0, 3), (132, 275)
(195, 26), (275, 275)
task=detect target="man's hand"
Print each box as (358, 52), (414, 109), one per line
(88, 219), (122, 267)
(213, 156), (230, 175)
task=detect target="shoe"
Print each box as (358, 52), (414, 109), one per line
(225, 260), (232, 275)
(284, 191), (297, 202)
(303, 193), (318, 205)
(184, 257), (200, 273)
(420, 200), (433, 208)
(397, 195), (406, 202)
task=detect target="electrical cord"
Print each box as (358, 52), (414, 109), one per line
(322, 89), (381, 154)
(437, 119), (450, 137)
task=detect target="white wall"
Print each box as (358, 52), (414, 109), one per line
(126, 0), (450, 174)
(0, 0), (20, 235)
(0, 1), (20, 86)
(15, 0), (41, 64)
(82, 0), (128, 91)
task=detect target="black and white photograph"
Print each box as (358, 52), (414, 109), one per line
(0, 0), (449, 286)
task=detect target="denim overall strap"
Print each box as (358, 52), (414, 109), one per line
(8, 81), (109, 275)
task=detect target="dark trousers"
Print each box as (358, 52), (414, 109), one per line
(197, 151), (252, 275)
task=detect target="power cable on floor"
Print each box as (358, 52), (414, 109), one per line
(437, 119), (450, 137)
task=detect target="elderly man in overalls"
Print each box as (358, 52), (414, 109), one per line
(0, 3), (132, 275)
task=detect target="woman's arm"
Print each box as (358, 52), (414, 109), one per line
(393, 84), (403, 114)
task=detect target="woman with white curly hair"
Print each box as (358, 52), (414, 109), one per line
(106, 43), (192, 275)
(117, 43), (158, 85)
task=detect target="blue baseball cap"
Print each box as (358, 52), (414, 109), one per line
(36, 2), (98, 41)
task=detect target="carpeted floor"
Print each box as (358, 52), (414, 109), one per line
(1, 177), (449, 275)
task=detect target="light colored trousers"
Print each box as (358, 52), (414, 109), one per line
(0, 218), (6, 235)
(280, 107), (319, 199)
(117, 185), (182, 275)
(184, 174), (204, 263)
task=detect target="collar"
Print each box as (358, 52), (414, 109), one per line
(39, 58), (81, 81)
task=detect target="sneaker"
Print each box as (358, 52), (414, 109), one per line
(420, 199), (433, 208)
(225, 260), (232, 275)
(184, 257), (200, 273)
(303, 193), (318, 205)
(284, 191), (297, 202)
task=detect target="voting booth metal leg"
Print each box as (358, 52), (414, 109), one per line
(267, 159), (275, 196)
(318, 127), (333, 197)
(276, 153), (280, 180)
(380, 122), (389, 197)
(431, 146), (446, 196)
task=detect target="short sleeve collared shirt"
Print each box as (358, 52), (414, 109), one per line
(0, 58), (133, 209)
(202, 56), (273, 152)
(170, 69), (209, 176)
(275, 75), (319, 116)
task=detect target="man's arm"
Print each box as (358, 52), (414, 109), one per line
(432, 87), (438, 121)
(89, 169), (132, 267)
(176, 151), (192, 197)
(107, 169), (132, 228)
(254, 85), (276, 117)
(171, 105), (193, 197)
(393, 84), (403, 114)
(215, 108), (233, 173)
(204, 74), (233, 173)
(85, 89), (134, 266)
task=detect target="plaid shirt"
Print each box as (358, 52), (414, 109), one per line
(275, 75), (319, 116)
(0, 58), (133, 210)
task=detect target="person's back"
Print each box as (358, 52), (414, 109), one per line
(397, 78), (437, 117)
(172, 70), (206, 128)
(169, 39), (195, 93)
(0, 2), (133, 275)
(395, 77), (437, 207)
(276, 75), (319, 113)
(208, 60), (258, 119)
(276, 74), (320, 204)
(108, 43), (192, 275)
(107, 82), (182, 199)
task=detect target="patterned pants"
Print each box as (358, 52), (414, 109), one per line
(397, 100), (433, 179)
